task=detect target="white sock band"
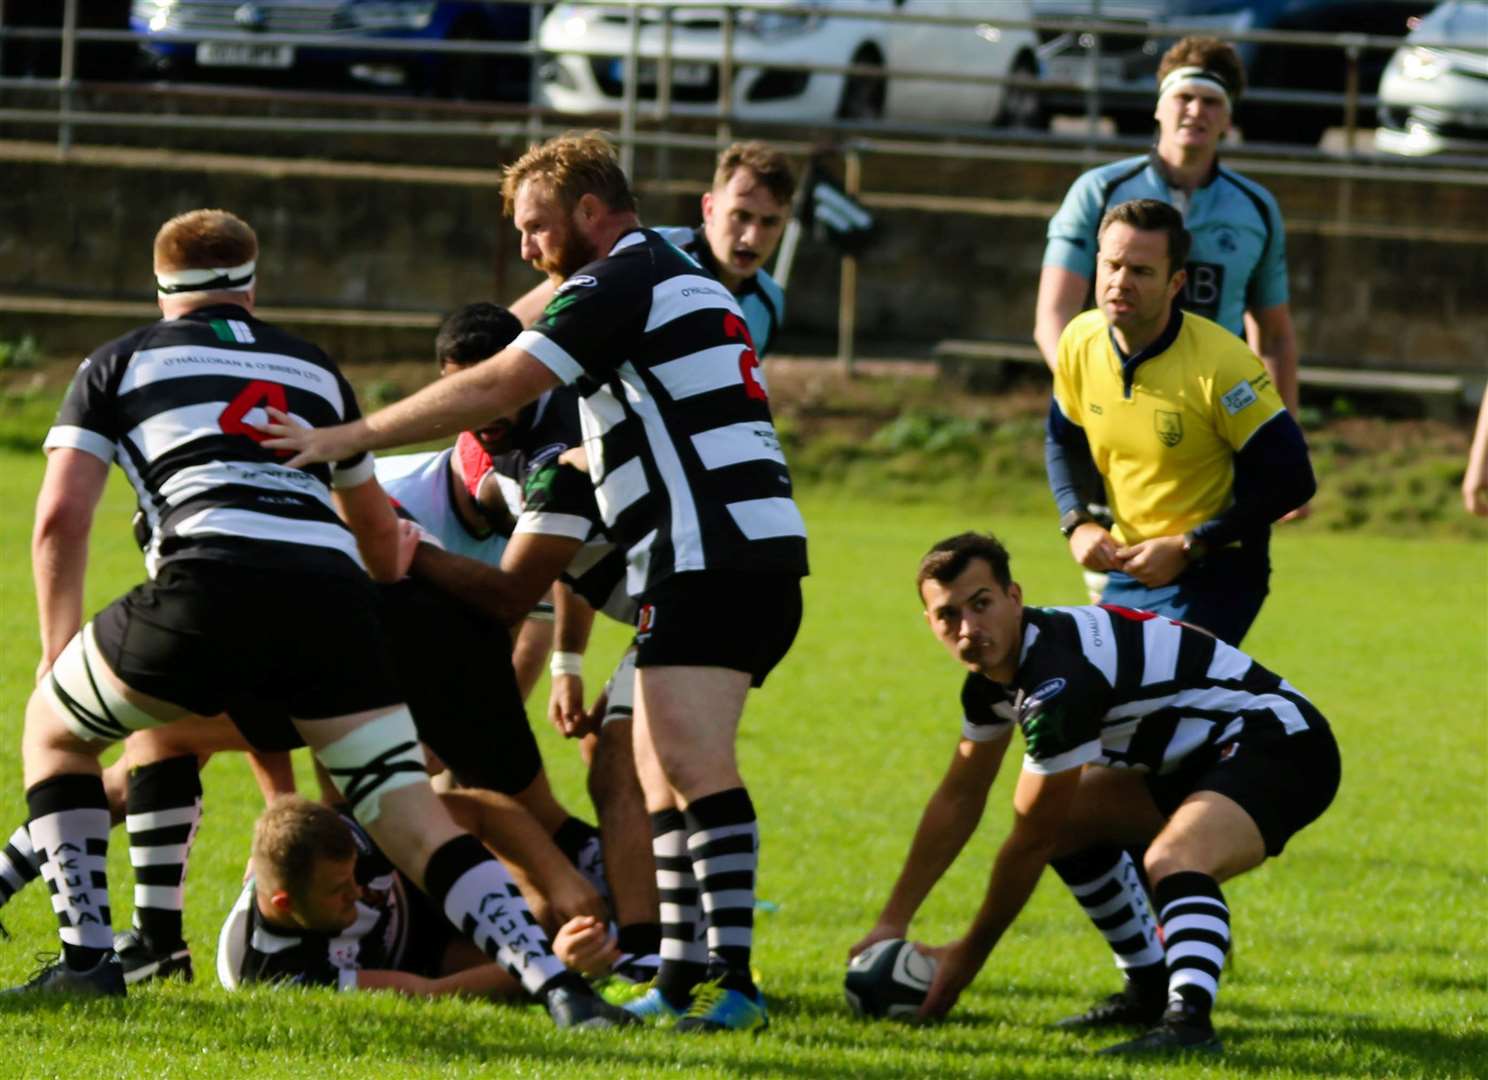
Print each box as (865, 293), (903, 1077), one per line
(312, 707), (428, 824)
(45, 624), (162, 744)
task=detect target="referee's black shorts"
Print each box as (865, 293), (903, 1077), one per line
(633, 570), (802, 688)
(93, 560), (400, 726)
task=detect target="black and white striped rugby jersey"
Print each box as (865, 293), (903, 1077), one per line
(216, 813), (408, 992)
(44, 306), (375, 578)
(513, 228), (809, 598)
(960, 604), (1326, 775)
(517, 457), (635, 626)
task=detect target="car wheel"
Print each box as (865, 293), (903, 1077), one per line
(995, 52), (1045, 129)
(837, 46), (885, 120)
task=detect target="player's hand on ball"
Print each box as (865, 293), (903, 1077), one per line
(916, 939), (981, 1021)
(848, 921), (906, 962)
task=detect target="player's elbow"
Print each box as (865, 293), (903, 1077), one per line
(358, 527), (405, 583)
(32, 495), (94, 553)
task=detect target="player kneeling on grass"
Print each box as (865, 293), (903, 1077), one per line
(850, 532), (1339, 1055)
(220, 794), (620, 998)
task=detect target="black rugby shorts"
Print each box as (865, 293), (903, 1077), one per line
(1146, 722), (1341, 857)
(92, 560), (400, 724)
(221, 579), (543, 796)
(632, 571), (802, 687)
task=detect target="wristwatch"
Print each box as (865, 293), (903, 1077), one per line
(1181, 533), (1209, 563)
(1059, 508), (1095, 539)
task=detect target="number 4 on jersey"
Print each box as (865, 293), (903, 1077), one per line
(219, 380), (288, 447)
(724, 312), (768, 402)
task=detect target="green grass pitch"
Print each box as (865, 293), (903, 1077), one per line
(0, 451), (1483, 1078)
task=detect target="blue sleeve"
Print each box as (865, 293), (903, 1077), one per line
(1191, 411), (1314, 547)
(1045, 399), (1102, 517)
(1043, 168), (1106, 279)
(1249, 188), (1290, 311)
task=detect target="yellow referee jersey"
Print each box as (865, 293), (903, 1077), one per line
(1053, 308), (1286, 546)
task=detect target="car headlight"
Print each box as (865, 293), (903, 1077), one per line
(738, 6), (823, 39)
(1400, 47), (1446, 82)
(133, 0), (176, 33)
(346, 2), (438, 32)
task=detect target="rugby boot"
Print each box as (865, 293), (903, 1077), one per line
(6, 952), (125, 997)
(1096, 1003), (1222, 1056)
(621, 984), (687, 1024)
(113, 929), (194, 985)
(1054, 979), (1168, 1030)
(674, 978), (769, 1034)
(541, 973), (639, 1030)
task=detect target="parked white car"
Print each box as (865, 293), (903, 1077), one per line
(538, 1), (1044, 127)
(1376, 0), (1488, 156)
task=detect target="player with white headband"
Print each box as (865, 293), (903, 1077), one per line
(1036, 36), (1300, 420)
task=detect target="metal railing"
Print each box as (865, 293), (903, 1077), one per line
(1, 2), (1480, 170)
(3, 1), (1484, 368)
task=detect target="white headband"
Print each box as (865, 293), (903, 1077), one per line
(155, 260), (256, 296)
(1158, 66), (1232, 110)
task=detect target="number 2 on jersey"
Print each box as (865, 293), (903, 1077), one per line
(724, 312), (768, 402)
(219, 380), (288, 449)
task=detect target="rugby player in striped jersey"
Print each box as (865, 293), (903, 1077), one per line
(263, 134), (808, 1034)
(853, 532), (1339, 1055)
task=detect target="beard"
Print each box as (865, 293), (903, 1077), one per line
(536, 226), (600, 281)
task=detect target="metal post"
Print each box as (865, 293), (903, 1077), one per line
(1084, 0), (1102, 148)
(620, 3), (639, 178)
(1341, 41), (1361, 156)
(525, 0), (543, 143)
(657, 4), (673, 182)
(718, 4), (734, 146)
(836, 149), (862, 376)
(58, 0), (78, 153)
(1340, 42), (1360, 222)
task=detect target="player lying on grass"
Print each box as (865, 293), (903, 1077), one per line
(851, 532), (1339, 1056)
(219, 793), (623, 997)
(3, 491), (615, 985)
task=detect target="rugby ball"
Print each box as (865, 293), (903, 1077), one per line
(844, 938), (937, 1019)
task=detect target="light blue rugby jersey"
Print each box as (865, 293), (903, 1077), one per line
(1044, 153), (1288, 338)
(374, 447), (522, 565)
(653, 225), (785, 356)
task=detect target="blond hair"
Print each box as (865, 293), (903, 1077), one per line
(251, 794), (355, 901)
(500, 131), (637, 218)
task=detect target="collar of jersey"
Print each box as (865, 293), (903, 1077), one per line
(1108, 308), (1185, 399)
(1146, 148), (1221, 191)
(179, 302), (256, 322)
(685, 225), (762, 299)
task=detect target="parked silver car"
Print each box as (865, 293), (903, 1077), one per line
(1376, 1), (1488, 156)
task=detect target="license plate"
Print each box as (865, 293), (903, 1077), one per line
(610, 58), (712, 87)
(1045, 55), (1125, 87)
(196, 41), (296, 69)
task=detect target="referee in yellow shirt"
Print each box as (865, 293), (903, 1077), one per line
(1045, 199), (1314, 645)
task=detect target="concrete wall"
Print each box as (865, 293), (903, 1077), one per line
(2, 140), (1484, 373)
